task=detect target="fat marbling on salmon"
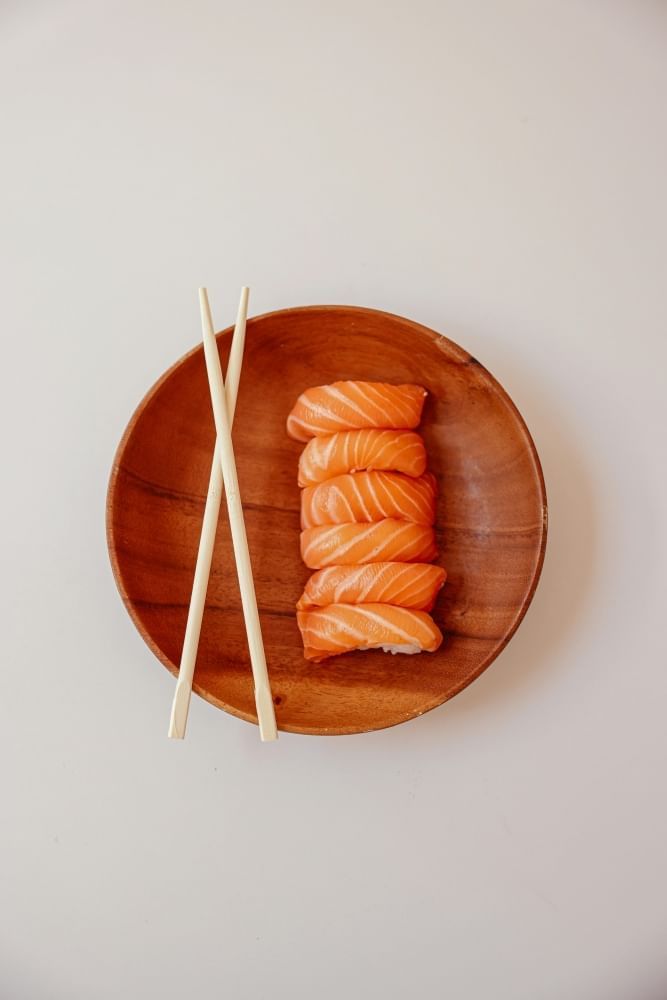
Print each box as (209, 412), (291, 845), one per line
(300, 470), (437, 529)
(300, 518), (437, 569)
(297, 603), (444, 662)
(298, 428), (427, 487)
(297, 562), (447, 612)
(287, 380), (427, 441)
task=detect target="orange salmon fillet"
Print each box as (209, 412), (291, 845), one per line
(300, 518), (437, 569)
(297, 603), (444, 662)
(287, 380), (427, 441)
(300, 470), (437, 529)
(297, 562), (447, 611)
(298, 429), (426, 487)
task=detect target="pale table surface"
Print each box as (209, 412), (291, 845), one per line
(2, 3), (666, 998)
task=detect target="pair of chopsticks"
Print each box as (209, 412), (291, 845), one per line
(168, 288), (277, 742)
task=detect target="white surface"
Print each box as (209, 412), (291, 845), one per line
(2, 2), (666, 998)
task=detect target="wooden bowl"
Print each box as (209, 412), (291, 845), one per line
(107, 305), (547, 735)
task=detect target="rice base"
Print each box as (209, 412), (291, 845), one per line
(377, 643), (422, 655)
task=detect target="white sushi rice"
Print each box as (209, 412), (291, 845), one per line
(377, 643), (422, 655)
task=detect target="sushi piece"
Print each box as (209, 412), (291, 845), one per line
(300, 518), (437, 569)
(297, 603), (444, 662)
(300, 470), (437, 529)
(287, 380), (427, 442)
(298, 429), (427, 487)
(297, 562), (447, 612)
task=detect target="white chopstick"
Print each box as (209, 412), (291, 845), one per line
(168, 287), (250, 740)
(199, 287), (277, 742)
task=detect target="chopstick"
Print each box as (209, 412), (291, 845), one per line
(169, 287), (251, 740)
(198, 287), (278, 742)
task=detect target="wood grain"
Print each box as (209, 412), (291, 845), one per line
(106, 305), (547, 735)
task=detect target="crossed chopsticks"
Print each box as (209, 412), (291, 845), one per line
(168, 288), (277, 742)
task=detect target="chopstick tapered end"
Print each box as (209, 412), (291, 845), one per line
(256, 686), (278, 742)
(168, 682), (192, 740)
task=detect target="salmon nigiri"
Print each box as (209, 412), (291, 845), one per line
(297, 562), (447, 612)
(298, 429), (426, 487)
(300, 518), (437, 569)
(300, 470), (437, 529)
(297, 603), (444, 662)
(287, 380), (427, 442)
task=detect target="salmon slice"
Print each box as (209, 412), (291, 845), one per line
(300, 470), (437, 529)
(287, 380), (427, 442)
(297, 562), (447, 611)
(297, 603), (444, 662)
(300, 518), (437, 569)
(298, 429), (426, 487)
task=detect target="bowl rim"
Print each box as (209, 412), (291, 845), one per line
(106, 303), (548, 735)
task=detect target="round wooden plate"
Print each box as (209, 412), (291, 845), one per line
(107, 305), (547, 735)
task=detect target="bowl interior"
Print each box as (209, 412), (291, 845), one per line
(107, 306), (546, 734)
